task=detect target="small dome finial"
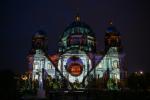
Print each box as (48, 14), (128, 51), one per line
(75, 16), (80, 21)
(75, 15), (80, 21)
(75, 8), (80, 21)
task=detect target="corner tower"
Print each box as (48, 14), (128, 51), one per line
(104, 21), (122, 53)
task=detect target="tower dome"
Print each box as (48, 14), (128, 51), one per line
(105, 21), (119, 34)
(32, 30), (48, 39)
(106, 26), (118, 34)
(58, 15), (96, 53)
(32, 30), (48, 53)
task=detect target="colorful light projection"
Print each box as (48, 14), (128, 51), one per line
(66, 56), (83, 76)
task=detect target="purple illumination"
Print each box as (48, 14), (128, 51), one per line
(66, 56), (83, 76)
(66, 56), (83, 67)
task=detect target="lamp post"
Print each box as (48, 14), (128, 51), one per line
(21, 75), (28, 90)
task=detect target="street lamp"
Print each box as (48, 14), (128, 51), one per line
(21, 75), (28, 81)
(139, 71), (143, 75)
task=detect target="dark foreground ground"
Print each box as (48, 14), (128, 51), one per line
(1, 70), (150, 100)
(18, 89), (150, 100)
(48, 90), (150, 100)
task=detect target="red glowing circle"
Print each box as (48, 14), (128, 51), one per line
(67, 63), (83, 76)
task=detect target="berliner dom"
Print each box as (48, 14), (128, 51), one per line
(26, 15), (126, 91)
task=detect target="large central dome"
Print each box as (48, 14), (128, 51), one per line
(58, 15), (96, 53)
(62, 18), (95, 38)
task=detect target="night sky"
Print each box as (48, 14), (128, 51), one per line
(0, 0), (150, 73)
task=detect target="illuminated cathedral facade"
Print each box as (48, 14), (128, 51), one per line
(27, 15), (126, 90)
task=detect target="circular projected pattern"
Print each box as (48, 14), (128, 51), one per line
(66, 56), (83, 76)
